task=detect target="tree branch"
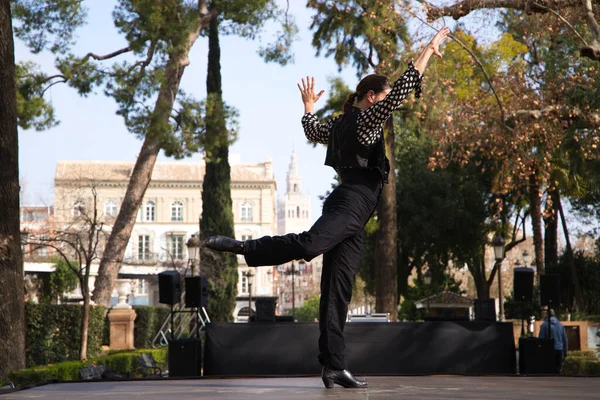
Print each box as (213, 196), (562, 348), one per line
(422, 0), (581, 22)
(82, 46), (132, 62)
(41, 78), (67, 96)
(533, 2), (589, 46)
(507, 105), (600, 127)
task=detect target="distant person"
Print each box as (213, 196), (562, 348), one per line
(205, 28), (450, 389)
(538, 309), (568, 373)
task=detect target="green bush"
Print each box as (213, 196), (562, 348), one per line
(562, 357), (586, 375)
(583, 360), (600, 376)
(25, 303), (106, 367)
(8, 348), (167, 387)
(569, 350), (597, 359)
(132, 306), (171, 349)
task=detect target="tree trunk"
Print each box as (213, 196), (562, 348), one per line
(200, 17), (238, 322)
(471, 257), (491, 299)
(375, 118), (398, 321)
(0, 0), (26, 378)
(555, 192), (585, 310)
(544, 187), (559, 271)
(80, 281), (90, 360)
(528, 171), (545, 275)
(92, 25), (202, 307)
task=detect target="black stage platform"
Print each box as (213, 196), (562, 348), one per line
(204, 321), (516, 376)
(3, 376), (600, 400)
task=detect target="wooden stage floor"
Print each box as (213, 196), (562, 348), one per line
(2, 375), (599, 399)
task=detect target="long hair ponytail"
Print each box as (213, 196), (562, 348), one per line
(343, 92), (358, 114)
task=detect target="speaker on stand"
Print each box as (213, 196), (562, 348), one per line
(158, 270), (182, 341)
(185, 276), (209, 339)
(513, 267), (534, 337)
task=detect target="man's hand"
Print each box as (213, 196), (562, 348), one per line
(298, 76), (325, 113)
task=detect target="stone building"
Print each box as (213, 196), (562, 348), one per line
(24, 155), (277, 318)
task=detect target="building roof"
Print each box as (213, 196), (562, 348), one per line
(55, 160), (275, 183)
(415, 291), (475, 308)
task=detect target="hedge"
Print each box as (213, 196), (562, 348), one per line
(132, 306), (171, 349)
(25, 303), (106, 367)
(568, 350), (598, 359)
(563, 353), (600, 376)
(7, 348), (167, 388)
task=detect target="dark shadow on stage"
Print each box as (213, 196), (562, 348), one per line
(203, 321), (516, 376)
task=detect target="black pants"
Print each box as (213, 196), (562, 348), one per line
(555, 350), (565, 374)
(244, 176), (381, 370)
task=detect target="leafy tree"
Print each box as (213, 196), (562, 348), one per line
(90, 0), (296, 309)
(295, 295), (320, 322)
(86, 0), (212, 306)
(39, 257), (79, 304)
(422, 0), (600, 312)
(422, 0), (600, 62)
(27, 186), (107, 360)
(2, 0), (86, 378)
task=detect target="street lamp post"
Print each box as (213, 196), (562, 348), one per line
(186, 234), (201, 276)
(244, 269), (255, 322)
(424, 268), (432, 318)
(291, 261), (296, 318)
(492, 232), (506, 321)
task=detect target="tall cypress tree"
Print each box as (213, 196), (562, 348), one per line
(200, 17), (238, 321)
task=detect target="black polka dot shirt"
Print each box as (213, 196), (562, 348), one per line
(301, 62), (423, 146)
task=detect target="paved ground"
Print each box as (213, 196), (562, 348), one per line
(2, 376), (600, 399)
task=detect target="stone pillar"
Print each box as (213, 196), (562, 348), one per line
(108, 280), (137, 350)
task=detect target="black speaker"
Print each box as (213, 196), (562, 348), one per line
(158, 270), (181, 305)
(168, 338), (202, 377)
(540, 274), (560, 307)
(255, 298), (277, 322)
(513, 267), (534, 302)
(474, 298), (497, 321)
(185, 276), (208, 308)
(519, 337), (556, 374)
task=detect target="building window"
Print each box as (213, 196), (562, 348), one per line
(241, 201), (253, 222)
(167, 234), (184, 260)
(105, 200), (118, 217)
(137, 279), (148, 295)
(293, 183), (298, 192)
(240, 275), (248, 294)
(171, 201), (183, 222)
(297, 206), (300, 218)
(145, 201), (155, 222)
(241, 235), (253, 241)
(73, 200), (85, 217)
(138, 235), (151, 260)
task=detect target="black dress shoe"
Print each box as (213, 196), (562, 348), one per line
(321, 367), (367, 389)
(204, 236), (244, 254)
